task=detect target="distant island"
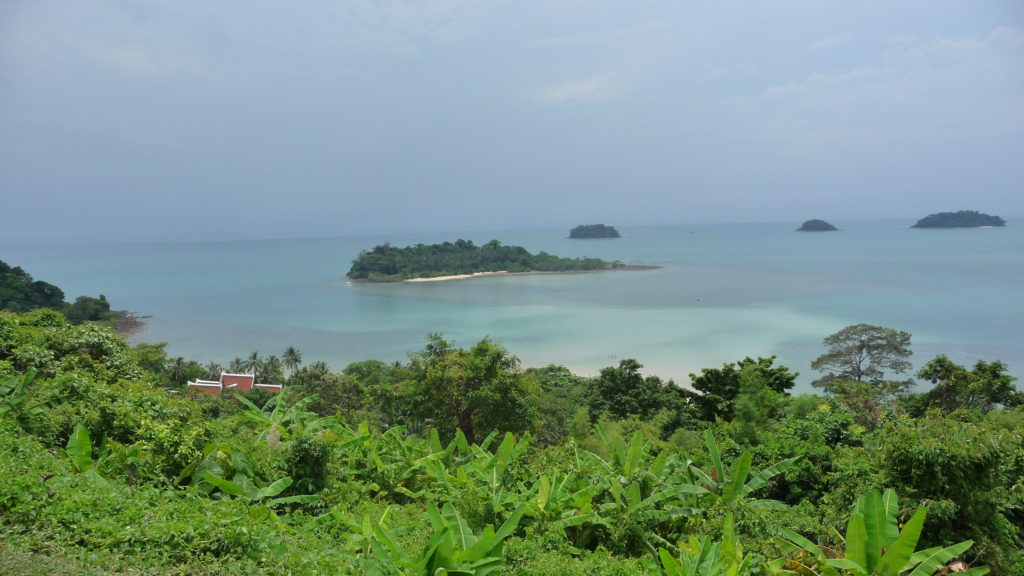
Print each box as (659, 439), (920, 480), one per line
(912, 211), (1006, 229)
(797, 219), (838, 232)
(348, 239), (631, 282)
(569, 224), (620, 238)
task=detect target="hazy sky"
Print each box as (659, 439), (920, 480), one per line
(2, 1), (1022, 242)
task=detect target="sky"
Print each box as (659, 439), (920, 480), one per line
(1, 0), (1022, 243)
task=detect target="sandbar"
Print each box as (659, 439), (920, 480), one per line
(400, 265), (661, 283)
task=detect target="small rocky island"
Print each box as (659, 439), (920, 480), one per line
(797, 219), (838, 232)
(569, 224), (621, 238)
(348, 239), (628, 282)
(912, 211), (1006, 229)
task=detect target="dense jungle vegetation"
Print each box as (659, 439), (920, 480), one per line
(347, 239), (621, 281)
(1, 310), (1022, 576)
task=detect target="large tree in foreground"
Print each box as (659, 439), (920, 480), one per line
(811, 323), (912, 388)
(402, 334), (538, 443)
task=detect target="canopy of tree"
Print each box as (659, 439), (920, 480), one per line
(569, 223), (621, 238)
(347, 239), (621, 281)
(811, 323), (913, 388)
(1, 259), (112, 324)
(796, 219), (837, 231)
(911, 210), (1005, 228)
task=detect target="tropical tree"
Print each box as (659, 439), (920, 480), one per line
(811, 324), (913, 389)
(403, 334), (538, 444)
(243, 351), (261, 374)
(203, 361), (223, 380)
(283, 346), (302, 375)
(227, 356), (246, 373)
(588, 359), (685, 422)
(260, 355), (285, 384)
(915, 355), (1021, 413)
(688, 356), (797, 422)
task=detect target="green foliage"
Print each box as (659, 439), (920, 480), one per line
(402, 334), (538, 444)
(356, 502), (525, 575)
(686, 429), (800, 511)
(66, 422), (94, 473)
(284, 434), (331, 494)
(688, 356), (796, 423)
(875, 416), (1020, 572)
(648, 514), (751, 576)
(233, 390), (338, 444)
(778, 489), (987, 576)
(0, 311), (1020, 575)
(916, 355), (1021, 413)
(589, 359), (687, 422)
(64, 295), (112, 324)
(347, 238), (619, 281)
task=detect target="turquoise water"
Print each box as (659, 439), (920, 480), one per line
(4, 220), (1022, 390)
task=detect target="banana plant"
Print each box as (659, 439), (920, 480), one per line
(358, 502), (525, 576)
(776, 489), (988, 576)
(0, 371), (54, 432)
(336, 421), (447, 501)
(455, 432), (531, 517)
(66, 422), (94, 473)
(685, 429), (799, 510)
(580, 431), (701, 554)
(525, 470), (606, 552)
(233, 391), (339, 444)
(178, 442), (316, 505)
(647, 514), (751, 576)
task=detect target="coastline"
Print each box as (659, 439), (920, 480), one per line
(400, 264), (662, 284)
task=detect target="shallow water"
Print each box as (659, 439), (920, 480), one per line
(4, 219), (1022, 390)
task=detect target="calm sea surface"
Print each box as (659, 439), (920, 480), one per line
(4, 220), (1022, 390)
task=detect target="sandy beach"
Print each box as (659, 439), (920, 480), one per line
(404, 271), (512, 283)
(401, 265), (661, 283)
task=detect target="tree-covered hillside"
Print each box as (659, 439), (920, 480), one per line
(1, 312), (1021, 575)
(1, 260), (113, 324)
(347, 239), (621, 281)
(569, 224), (621, 238)
(796, 219), (837, 231)
(912, 211), (1006, 228)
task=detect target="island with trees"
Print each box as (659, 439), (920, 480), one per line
(911, 210), (1006, 228)
(347, 239), (631, 282)
(796, 219), (837, 231)
(569, 223), (621, 238)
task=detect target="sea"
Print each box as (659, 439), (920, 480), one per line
(4, 219), (1022, 392)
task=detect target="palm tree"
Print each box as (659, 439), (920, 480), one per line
(167, 357), (189, 385)
(283, 346), (302, 376)
(260, 355), (285, 384)
(228, 357), (246, 373)
(204, 362), (223, 380)
(243, 351), (261, 375)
